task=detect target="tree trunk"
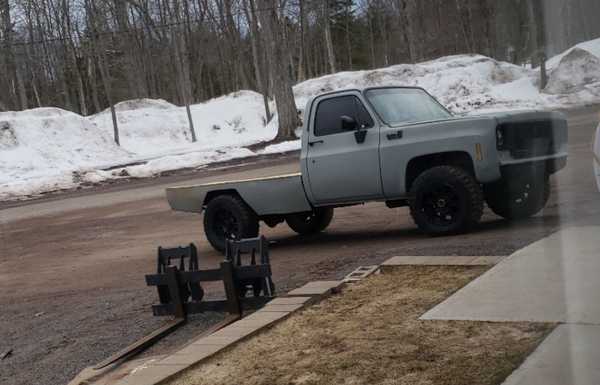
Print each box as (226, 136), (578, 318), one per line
(87, 0), (120, 145)
(1, 0), (24, 110)
(323, 1), (336, 73)
(367, 4), (376, 67)
(175, 27), (197, 142)
(398, 0), (416, 62)
(15, 58), (28, 110)
(245, 0), (271, 122)
(532, 0), (548, 89)
(297, 0), (307, 81)
(88, 57), (101, 113)
(455, 0), (473, 53)
(257, 0), (300, 140)
(345, 2), (353, 70)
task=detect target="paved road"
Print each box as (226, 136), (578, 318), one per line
(1, 106), (599, 385)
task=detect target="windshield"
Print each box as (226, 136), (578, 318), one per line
(365, 88), (452, 126)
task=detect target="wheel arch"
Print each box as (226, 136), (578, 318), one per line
(405, 151), (476, 192)
(203, 189), (258, 216)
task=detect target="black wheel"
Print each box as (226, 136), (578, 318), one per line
(203, 195), (259, 253)
(286, 208), (334, 235)
(484, 177), (550, 220)
(409, 166), (483, 234)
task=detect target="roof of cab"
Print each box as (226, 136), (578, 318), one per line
(306, 85), (427, 103)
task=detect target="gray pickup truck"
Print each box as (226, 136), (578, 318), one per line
(167, 87), (568, 252)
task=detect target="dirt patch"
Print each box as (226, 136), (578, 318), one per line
(171, 266), (553, 385)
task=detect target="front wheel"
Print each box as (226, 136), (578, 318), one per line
(203, 195), (259, 253)
(286, 208), (334, 235)
(484, 178), (550, 220)
(409, 166), (484, 235)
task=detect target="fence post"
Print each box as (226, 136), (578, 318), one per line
(220, 260), (242, 315)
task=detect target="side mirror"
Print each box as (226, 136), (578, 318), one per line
(340, 115), (358, 131)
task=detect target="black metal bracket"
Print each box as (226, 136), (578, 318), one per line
(146, 237), (275, 318)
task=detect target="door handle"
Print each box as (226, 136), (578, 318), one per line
(386, 130), (403, 140)
(309, 140), (324, 146)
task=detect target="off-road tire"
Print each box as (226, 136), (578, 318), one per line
(484, 178), (550, 220)
(409, 166), (484, 235)
(286, 208), (334, 235)
(203, 195), (259, 253)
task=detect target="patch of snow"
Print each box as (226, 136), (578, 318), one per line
(112, 147), (256, 179)
(260, 140), (301, 154)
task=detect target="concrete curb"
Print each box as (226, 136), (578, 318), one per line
(380, 255), (504, 272)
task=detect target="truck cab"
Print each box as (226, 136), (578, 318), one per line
(301, 87), (500, 205)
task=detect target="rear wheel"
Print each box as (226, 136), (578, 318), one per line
(409, 166), (483, 234)
(484, 177), (550, 220)
(286, 208), (334, 235)
(203, 195), (259, 253)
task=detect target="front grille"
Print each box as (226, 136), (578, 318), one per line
(497, 119), (567, 159)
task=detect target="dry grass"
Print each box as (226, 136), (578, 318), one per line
(170, 266), (553, 385)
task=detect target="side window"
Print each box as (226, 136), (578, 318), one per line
(314, 95), (374, 136)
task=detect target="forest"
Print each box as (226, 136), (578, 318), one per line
(1, 0), (599, 127)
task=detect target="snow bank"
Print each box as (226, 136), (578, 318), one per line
(0, 91), (274, 200)
(546, 37), (600, 70)
(90, 91), (273, 157)
(0, 108), (131, 197)
(3, 38), (600, 201)
(292, 55), (533, 113)
(293, 49), (600, 115)
(544, 48), (600, 94)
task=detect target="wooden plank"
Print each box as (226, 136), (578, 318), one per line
(152, 301), (228, 315)
(93, 317), (185, 370)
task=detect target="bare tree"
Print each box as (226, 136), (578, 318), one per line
(532, 0), (548, 89)
(244, 0), (271, 122)
(323, 0), (336, 73)
(1, 0), (27, 110)
(257, 0), (300, 140)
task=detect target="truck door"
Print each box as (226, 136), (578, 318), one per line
(304, 93), (383, 205)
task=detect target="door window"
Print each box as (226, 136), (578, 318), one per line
(314, 96), (374, 137)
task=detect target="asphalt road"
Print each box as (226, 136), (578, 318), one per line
(1, 106), (599, 385)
